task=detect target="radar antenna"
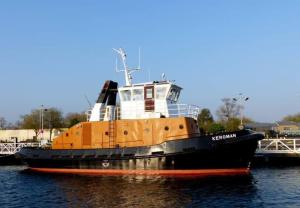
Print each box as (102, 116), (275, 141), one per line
(113, 48), (141, 86)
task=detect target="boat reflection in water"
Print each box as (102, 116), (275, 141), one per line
(21, 170), (256, 207)
(5, 166), (300, 207)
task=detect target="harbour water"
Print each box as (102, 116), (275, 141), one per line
(1, 166), (300, 208)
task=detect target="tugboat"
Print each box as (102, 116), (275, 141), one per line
(17, 48), (264, 176)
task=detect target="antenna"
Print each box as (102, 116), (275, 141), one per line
(113, 48), (142, 86)
(115, 56), (118, 72)
(84, 94), (92, 109)
(138, 47), (141, 69)
(148, 69), (151, 82)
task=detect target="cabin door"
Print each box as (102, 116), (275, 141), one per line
(144, 86), (155, 112)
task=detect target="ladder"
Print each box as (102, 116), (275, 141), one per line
(108, 120), (116, 148)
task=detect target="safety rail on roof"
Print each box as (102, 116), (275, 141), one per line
(87, 104), (200, 121)
(164, 104), (200, 120)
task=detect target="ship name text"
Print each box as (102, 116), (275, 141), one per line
(212, 134), (237, 141)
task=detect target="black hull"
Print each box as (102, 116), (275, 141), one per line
(253, 153), (300, 167)
(17, 130), (263, 175)
(0, 154), (22, 165)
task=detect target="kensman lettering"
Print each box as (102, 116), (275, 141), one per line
(212, 134), (237, 141)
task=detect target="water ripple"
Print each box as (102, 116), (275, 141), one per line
(0, 166), (300, 207)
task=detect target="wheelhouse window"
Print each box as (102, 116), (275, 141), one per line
(132, 89), (144, 101)
(168, 88), (181, 102)
(120, 90), (131, 101)
(145, 87), (154, 99)
(156, 87), (167, 99)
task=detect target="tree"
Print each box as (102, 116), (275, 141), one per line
(197, 108), (214, 134)
(64, 112), (87, 128)
(208, 123), (225, 134)
(216, 98), (241, 121)
(216, 98), (255, 131)
(224, 118), (241, 132)
(216, 98), (242, 131)
(20, 109), (41, 140)
(283, 113), (300, 123)
(0, 117), (6, 129)
(243, 117), (254, 124)
(5, 121), (21, 130)
(44, 108), (64, 141)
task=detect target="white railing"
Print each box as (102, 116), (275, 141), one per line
(88, 104), (200, 121)
(167, 104), (200, 120)
(257, 138), (300, 154)
(0, 143), (40, 155)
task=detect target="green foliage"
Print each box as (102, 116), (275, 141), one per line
(198, 109), (214, 123)
(20, 109), (40, 137)
(45, 108), (64, 127)
(197, 106), (255, 134)
(215, 98), (254, 132)
(197, 108), (214, 134)
(44, 108), (64, 140)
(19, 109), (87, 139)
(223, 118), (241, 132)
(208, 123), (225, 134)
(64, 112), (87, 128)
(20, 108), (64, 139)
(243, 117), (254, 124)
(283, 113), (300, 123)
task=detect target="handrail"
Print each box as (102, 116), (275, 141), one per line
(87, 104), (200, 120)
(0, 142), (40, 155)
(257, 138), (300, 154)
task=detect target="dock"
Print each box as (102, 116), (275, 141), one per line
(0, 142), (40, 155)
(254, 138), (300, 165)
(0, 142), (40, 165)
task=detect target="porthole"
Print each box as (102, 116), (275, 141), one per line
(179, 124), (184, 129)
(124, 130), (128, 135)
(164, 126), (169, 131)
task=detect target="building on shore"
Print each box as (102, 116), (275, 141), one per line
(0, 129), (65, 142)
(246, 121), (300, 138)
(273, 121), (300, 137)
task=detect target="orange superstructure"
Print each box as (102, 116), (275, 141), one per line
(52, 117), (200, 149)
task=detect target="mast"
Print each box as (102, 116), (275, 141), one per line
(113, 48), (141, 86)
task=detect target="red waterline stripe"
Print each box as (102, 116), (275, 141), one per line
(28, 168), (250, 176)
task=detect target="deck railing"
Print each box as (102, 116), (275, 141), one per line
(88, 104), (200, 121)
(257, 138), (300, 154)
(166, 104), (200, 120)
(0, 142), (40, 155)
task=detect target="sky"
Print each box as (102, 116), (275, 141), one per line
(0, 0), (300, 123)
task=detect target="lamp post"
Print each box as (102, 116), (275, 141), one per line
(233, 93), (249, 128)
(48, 112), (52, 142)
(40, 105), (48, 140)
